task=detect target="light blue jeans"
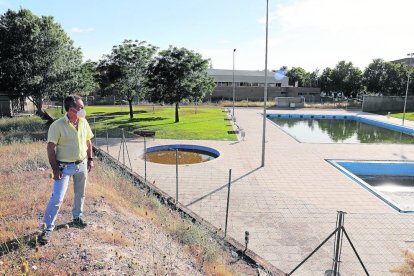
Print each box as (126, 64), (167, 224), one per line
(43, 160), (87, 231)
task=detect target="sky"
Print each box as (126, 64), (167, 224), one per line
(1, 0), (413, 72)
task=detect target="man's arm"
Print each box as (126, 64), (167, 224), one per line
(86, 139), (94, 172)
(47, 142), (62, 180)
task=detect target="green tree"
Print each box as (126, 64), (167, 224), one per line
(320, 67), (334, 93)
(286, 67), (320, 87)
(0, 8), (83, 115)
(286, 67), (308, 87)
(331, 61), (362, 98)
(362, 59), (387, 95)
(384, 62), (408, 96)
(146, 46), (215, 123)
(98, 40), (157, 119)
(78, 60), (99, 96)
(320, 61), (362, 98)
(363, 59), (411, 96)
(308, 68), (320, 88)
(51, 60), (99, 114)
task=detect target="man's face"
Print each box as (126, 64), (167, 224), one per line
(70, 99), (85, 117)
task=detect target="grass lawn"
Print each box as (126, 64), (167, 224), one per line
(47, 105), (237, 141)
(391, 112), (414, 122)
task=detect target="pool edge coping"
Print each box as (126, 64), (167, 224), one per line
(263, 113), (414, 144)
(327, 159), (414, 214)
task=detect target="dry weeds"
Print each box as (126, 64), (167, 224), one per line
(94, 229), (132, 247)
(390, 249), (414, 275)
(0, 140), (258, 275)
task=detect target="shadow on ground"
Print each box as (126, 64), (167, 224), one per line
(0, 221), (86, 256)
(185, 166), (262, 207)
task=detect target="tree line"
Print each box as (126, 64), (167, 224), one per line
(285, 59), (413, 99)
(2, 8), (412, 122)
(0, 9), (214, 122)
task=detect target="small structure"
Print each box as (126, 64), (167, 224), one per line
(275, 97), (305, 108)
(0, 93), (36, 117)
(0, 93), (12, 117)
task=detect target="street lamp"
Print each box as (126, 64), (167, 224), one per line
(402, 52), (414, 126)
(232, 49), (236, 119)
(261, 0), (269, 167)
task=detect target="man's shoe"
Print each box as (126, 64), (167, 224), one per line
(38, 230), (51, 245)
(73, 217), (88, 227)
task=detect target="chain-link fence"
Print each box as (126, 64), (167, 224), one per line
(88, 108), (413, 275)
(304, 98), (363, 110)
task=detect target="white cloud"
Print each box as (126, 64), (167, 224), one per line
(70, 27), (95, 33)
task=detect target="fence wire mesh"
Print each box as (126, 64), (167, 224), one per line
(91, 111), (413, 276)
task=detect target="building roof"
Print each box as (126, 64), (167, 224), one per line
(208, 69), (273, 77)
(208, 69), (289, 86)
(390, 57), (414, 67)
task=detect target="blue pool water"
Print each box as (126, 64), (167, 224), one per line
(267, 114), (414, 144)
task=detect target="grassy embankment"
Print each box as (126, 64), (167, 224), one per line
(0, 117), (256, 275)
(0, 116), (48, 143)
(47, 105), (237, 140)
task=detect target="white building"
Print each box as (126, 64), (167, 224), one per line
(207, 69), (320, 102)
(208, 69), (289, 88)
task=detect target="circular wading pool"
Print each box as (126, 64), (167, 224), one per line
(143, 145), (220, 165)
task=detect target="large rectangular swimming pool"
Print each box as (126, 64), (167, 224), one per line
(267, 114), (414, 144)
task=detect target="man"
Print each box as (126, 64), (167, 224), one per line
(38, 94), (94, 244)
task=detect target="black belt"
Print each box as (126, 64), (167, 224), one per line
(58, 160), (84, 165)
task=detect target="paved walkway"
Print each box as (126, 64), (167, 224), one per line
(99, 108), (414, 275)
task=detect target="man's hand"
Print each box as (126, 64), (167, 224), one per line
(86, 139), (93, 173)
(52, 169), (62, 180)
(87, 160), (94, 173)
(47, 142), (61, 180)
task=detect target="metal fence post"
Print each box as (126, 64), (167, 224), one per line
(176, 149), (179, 204)
(123, 130), (133, 170)
(106, 124), (109, 153)
(244, 231), (250, 253)
(287, 211), (367, 275)
(144, 136), (147, 183)
(332, 211), (345, 275)
(224, 169), (232, 237)
(93, 117), (97, 147)
(117, 136), (121, 162)
(122, 128), (125, 166)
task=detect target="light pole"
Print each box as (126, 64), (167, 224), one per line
(403, 52), (414, 126)
(232, 48), (236, 119)
(261, 0), (269, 167)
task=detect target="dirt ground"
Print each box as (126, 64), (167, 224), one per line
(0, 141), (263, 275)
